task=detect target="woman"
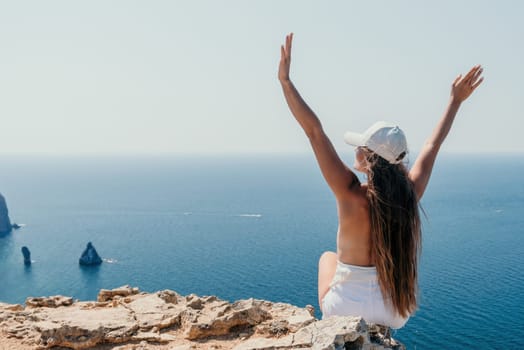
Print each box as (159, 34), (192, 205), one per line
(278, 33), (483, 328)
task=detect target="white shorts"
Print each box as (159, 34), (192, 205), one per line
(321, 260), (409, 329)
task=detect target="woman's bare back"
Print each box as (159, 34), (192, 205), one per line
(336, 183), (373, 266)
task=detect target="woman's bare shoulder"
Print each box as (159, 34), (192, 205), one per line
(338, 181), (369, 207)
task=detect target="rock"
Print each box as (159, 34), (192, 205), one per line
(293, 316), (369, 349)
(184, 298), (271, 340)
(21, 246), (31, 265)
(26, 296), (74, 308)
(78, 242), (102, 266)
(97, 285), (140, 302)
(0, 193), (12, 234)
(305, 304), (315, 316)
(157, 289), (180, 304)
(0, 287), (404, 349)
(1, 303), (23, 312)
(125, 292), (184, 331)
(35, 303), (138, 349)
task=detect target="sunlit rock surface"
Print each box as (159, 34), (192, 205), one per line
(0, 286), (404, 349)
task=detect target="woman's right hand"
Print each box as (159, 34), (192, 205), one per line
(450, 65), (484, 103)
(278, 33), (293, 83)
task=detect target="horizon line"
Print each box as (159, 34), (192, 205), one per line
(0, 151), (523, 157)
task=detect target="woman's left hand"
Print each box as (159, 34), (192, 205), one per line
(451, 65), (484, 103)
(278, 33), (293, 83)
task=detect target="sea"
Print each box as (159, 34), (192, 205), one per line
(0, 154), (523, 349)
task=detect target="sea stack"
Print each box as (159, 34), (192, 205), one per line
(79, 242), (103, 266)
(0, 193), (12, 234)
(21, 246), (31, 265)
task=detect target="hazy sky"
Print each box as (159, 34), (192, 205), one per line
(1, 1), (522, 155)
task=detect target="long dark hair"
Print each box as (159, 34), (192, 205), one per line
(364, 149), (421, 318)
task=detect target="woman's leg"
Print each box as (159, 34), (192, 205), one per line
(318, 251), (338, 311)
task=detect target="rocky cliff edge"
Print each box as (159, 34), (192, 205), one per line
(0, 286), (404, 350)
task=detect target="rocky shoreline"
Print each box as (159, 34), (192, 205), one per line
(0, 286), (404, 350)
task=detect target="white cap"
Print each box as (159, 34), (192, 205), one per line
(344, 121), (408, 164)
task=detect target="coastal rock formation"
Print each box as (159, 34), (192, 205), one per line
(97, 285), (140, 302)
(25, 295), (74, 308)
(0, 286), (404, 349)
(22, 246), (31, 265)
(0, 193), (12, 234)
(79, 242), (102, 266)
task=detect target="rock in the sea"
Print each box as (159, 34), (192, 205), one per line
(21, 246), (31, 265)
(0, 286), (405, 350)
(79, 242), (102, 266)
(0, 193), (12, 234)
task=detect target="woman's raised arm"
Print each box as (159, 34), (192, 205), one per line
(409, 65), (484, 200)
(279, 33), (357, 197)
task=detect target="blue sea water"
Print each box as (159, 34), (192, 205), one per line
(0, 154), (523, 349)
